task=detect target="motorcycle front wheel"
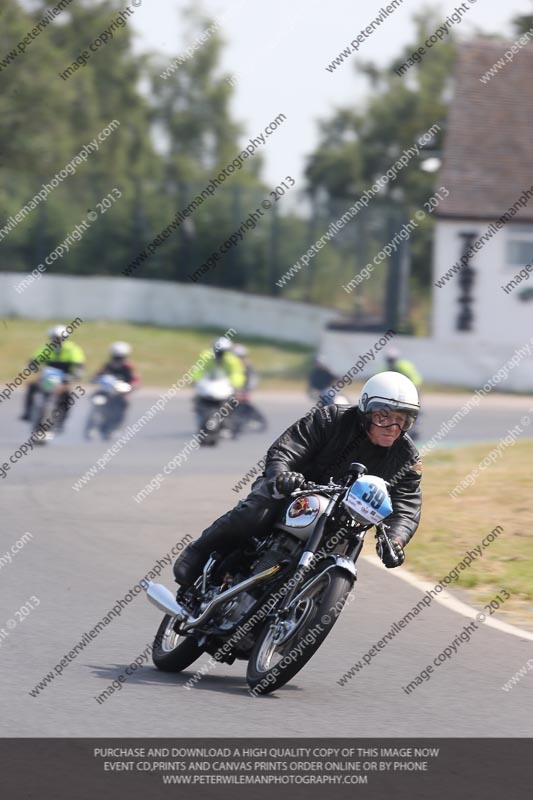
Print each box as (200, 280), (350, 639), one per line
(31, 393), (54, 444)
(152, 614), (205, 672)
(246, 567), (353, 695)
(84, 405), (103, 440)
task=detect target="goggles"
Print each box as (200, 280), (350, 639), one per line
(365, 401), (418, 432)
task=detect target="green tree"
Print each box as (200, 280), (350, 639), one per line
(305, 8), (456, 293)
(149, 4), (269, 286)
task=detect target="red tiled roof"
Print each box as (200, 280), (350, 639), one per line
(437, 39), (533, 222)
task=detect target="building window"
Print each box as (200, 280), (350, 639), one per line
(506, 227), (533, 269)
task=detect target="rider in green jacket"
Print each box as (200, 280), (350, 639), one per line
(190, 337), (246, 389)
(21, 324), (85, 423)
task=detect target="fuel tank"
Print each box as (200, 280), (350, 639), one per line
(273, 493), (330, 541)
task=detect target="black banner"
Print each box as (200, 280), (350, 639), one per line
(1, 738), (531, 799)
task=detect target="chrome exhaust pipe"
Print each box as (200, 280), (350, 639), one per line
(181, 564), (281, 631)
(143, 564), (281, 630)
(144, 581), (187, 618)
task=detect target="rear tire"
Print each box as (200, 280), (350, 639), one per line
(152, 614), (205, 672)
(247, 567), (353, 695)
(245, 405), (267, 433)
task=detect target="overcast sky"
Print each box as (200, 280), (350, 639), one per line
(131, 0), (533, 187)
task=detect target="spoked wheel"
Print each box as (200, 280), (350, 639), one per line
(102, 400), (125, 439)
(200, 414), (220, 446)
(84, 407), (102, 440)
(31, 394), (53, 445)
(247, 567), (354, 695)
(152, 614), (205, 672)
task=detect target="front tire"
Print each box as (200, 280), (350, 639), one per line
(84, 406), (102, 440)
(152, 614), (205, 672)
(31, 392), (53, 444)
(247, 567), (353, 695)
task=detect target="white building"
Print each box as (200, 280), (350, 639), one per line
(320, 40), (533, 391)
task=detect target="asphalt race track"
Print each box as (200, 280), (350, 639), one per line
(1, 389), (532, 737)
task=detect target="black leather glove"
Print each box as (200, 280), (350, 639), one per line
(269, 471), (306, 499)
(377, 534), (405, 568)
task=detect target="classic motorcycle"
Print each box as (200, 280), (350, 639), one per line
(84, 374), (132, 440)
(231, 391), (268, 435)
(145, 462), (398, 694)
(30, 366), (68, 444)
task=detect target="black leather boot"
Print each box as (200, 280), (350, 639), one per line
(174, 484), (282, 588)
(173, 543), (209, 588)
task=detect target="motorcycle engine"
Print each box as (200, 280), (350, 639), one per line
(214, 532), (301, 631)
(216, 591), (257, 630)
(251, 531), (301, 574)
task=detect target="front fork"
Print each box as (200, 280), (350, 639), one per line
(275, 495), (367, 620)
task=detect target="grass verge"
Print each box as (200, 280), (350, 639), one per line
(0, 318), (313, 390)
(410, 439), (533, 629)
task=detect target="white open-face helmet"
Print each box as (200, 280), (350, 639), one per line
(110, 341), (131, 358)
(358, 371), (419, 432)
(48, 324), (67, 341)
(213, 336), (232, 354)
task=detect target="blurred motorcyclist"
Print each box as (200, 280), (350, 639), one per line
(308, 357), (349, 407)
(233, 344), (257, 391)
(94, 341), (139, 386)
(189, 337), (246, 438)
(173, 371), (422, 588)
(20, 324), (85, 424)
(92, 341), (139, 428)
(231, 343), (267, 434)
(382, 348), (422, 389)
(191, 337), (246, 390)
(308, 357), (337, 397)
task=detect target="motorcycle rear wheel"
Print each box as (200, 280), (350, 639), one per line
(246, 567), (353, 695)
(152, 614), (205, 672)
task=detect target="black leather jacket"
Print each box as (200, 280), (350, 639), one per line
(264, 405), (422, 546)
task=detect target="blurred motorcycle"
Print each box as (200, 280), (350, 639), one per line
(84, 374), (132, 440)
(30, 366), (69, 445)
(232, 390), (268, 434)
(194, 374), (237, 446)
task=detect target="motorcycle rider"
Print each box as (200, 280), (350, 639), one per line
(382, 347), (422, 390)
(191, 336), (246, 389)
(173, 371), (422, 588)
(308, 356), (347, 407)
(231, 343), (267, 434)
(94, 341), (139, 385)
(92, 341), (139, 427)
(20, 324), (85, 424)
(233, 344), (257, 391)
(190, 336), (246, 437)
(308, 357), (338, 397)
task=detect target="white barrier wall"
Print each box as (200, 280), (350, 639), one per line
(2, 272), (532, 389)
(318, 331), (533, 392)
(0, 273), (339, 346)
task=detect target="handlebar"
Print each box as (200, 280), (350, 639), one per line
(291, 480), (344, 497)
(375, 524), (402, 566)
